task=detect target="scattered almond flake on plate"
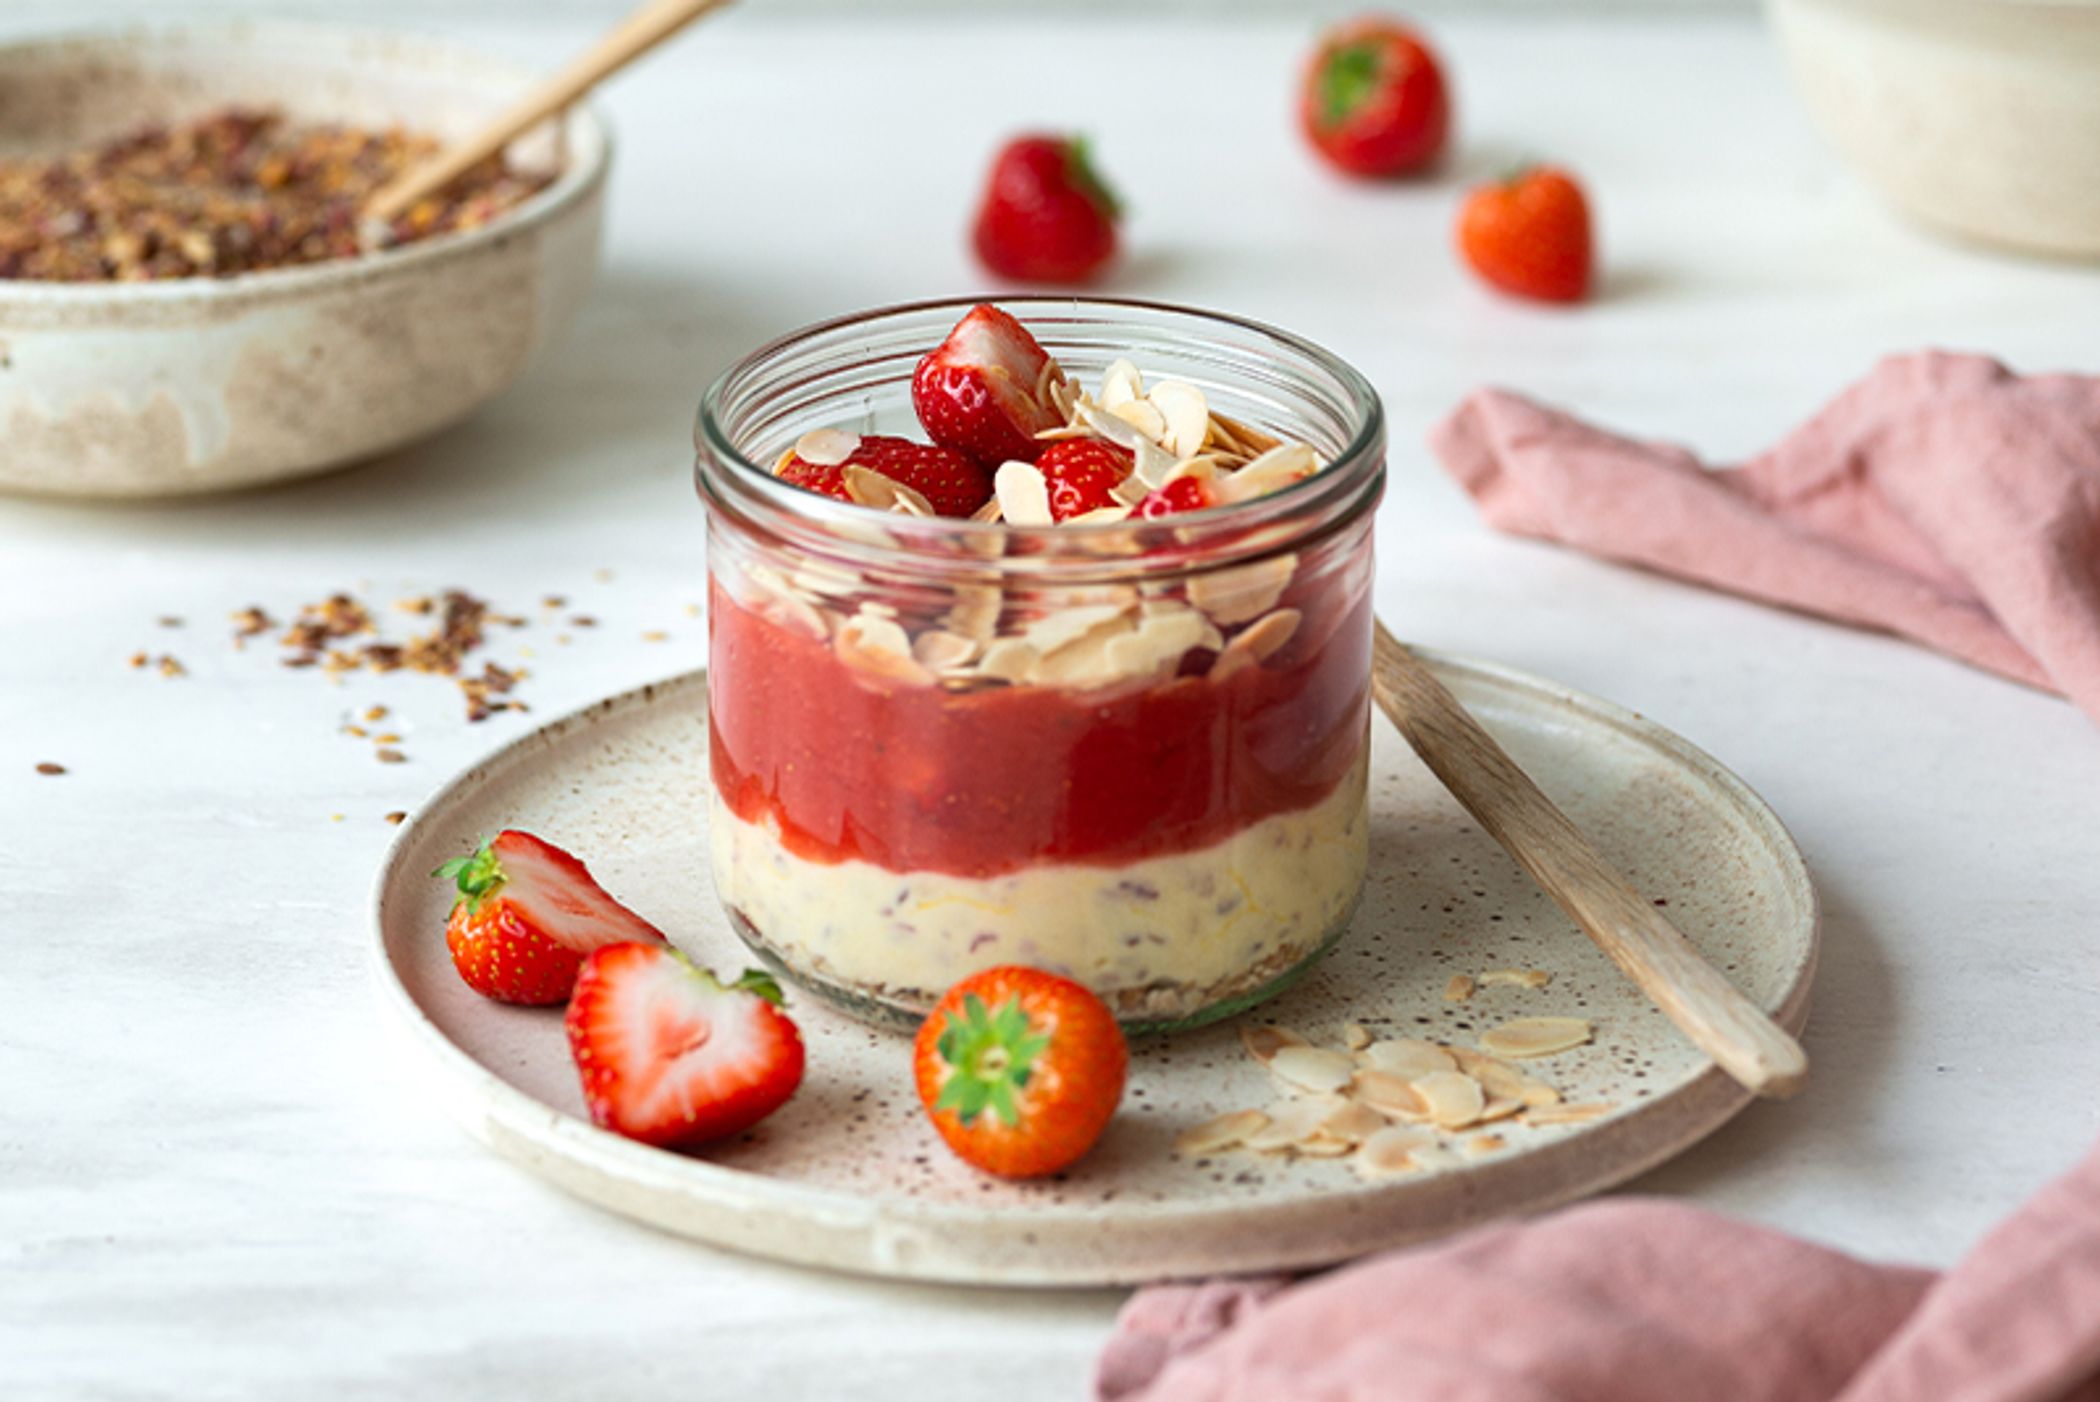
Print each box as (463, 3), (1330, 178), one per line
(1355, 1125), (1436, 1180)
(1319, 1100), (1388, 1147)
(792, 427), (859, 467)
(1359, 1038), (1457, 1077)
(1240, 1023), (1309, 1066)
(1468, 1057), (1535, 1104)
(1466, 1134), (1507, 1157)
(1341, 1022), (1371, 1051)
(1413, 1069), (1487, 1129)
(1444, 974), (1477, 1004)
(1243, 1099), (1334, 1153)
(1526, 1102), (1614, 1126)
(1479, 968), (1553, 990)
(1352, 1069), (1433, 1122)
(1478, 1096), (1526, 1124)
(1480, 1016), (1595, 1060)
(1268, 1045), (1356, 1096)
(1173, 1109), (1269, 1157)
(994, 461), (1054, 526)
(1295, 1134), (1355, 1158)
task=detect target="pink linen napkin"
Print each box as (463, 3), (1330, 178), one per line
(1428, 351), (2100, 725)
(1095, 1140), (2100, 1402)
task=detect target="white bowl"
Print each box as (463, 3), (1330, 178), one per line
(0, 23), (609, 498)
(1769, 0), (2100, 258)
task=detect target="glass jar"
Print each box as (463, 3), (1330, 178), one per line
(695, 297), (1385, 1032)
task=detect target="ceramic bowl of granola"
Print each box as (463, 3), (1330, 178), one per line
(696, 298), (1386, 1033)
(0, 22), (609, 498)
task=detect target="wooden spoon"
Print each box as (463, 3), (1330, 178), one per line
(1371, 619), (1809, 1099)
(365, 0), (734, 230)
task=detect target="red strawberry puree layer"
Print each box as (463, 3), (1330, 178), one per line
(709, 585), (1371, 881)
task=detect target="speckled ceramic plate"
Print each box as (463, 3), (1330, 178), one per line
(370, 655), (1816, 1287)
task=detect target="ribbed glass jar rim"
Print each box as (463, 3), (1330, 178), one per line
(694, 296), (1385, 585)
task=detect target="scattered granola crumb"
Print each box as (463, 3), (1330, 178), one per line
(542, 595), (567, 609)
(395, 596), (435, 616)
(1443, 973), (1476, 1004)
(34, 762), (66, 776)
(128, 651), (149, 669)
(157, 615), (183, 628)
(363, 705), (389, 722)
(593, 568), (614, 582)
(156, 655), (187, 678)
(331, 813), (344, 822)
(372, 732), (402, 745)
(384, 811), (407, 826)
(570, 615), (598, 628)
(375, 748), (407, 765)
(1479, 968), (1552, 990)
(231, 606), (273, 639)
(343, 724), (369, 739)
(684, 603), (702, 618)
(641, 630), (669, 643)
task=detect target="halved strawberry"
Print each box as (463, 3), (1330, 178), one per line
(776, 433), (993, 517)
(1135, 473), (1220, 518)
(436, 830), (666, 1005)
(911, 304), (1067, 465)
(565, 944), (806, 1149)
(1036, 438), (1133, 521)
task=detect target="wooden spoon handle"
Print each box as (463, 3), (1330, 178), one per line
(1371, 620), (1809, 1099)
(366, 0), (734, 225)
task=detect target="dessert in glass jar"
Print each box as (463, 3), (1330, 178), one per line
(695, 298), (1384, 1032)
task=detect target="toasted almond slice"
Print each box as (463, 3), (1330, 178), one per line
(1352, 1069), (1433, 1122)
(1215, 442), (1318, 505)
(1480, 1016), (1594, 1060)
(1466, 1134), (1508, 1156)
(843, 465), (934, 515)
(1173, 1108), (1269, 1157)
(1296, 1134), (1355, 1158)
(1413, 1069), (1487, 1130)
(1104, 605), (1211, 684)
(994, 461), (1053, 526)
(1021, 601), (1136, 655)
(1186, 555), (1295, 626)
(1479, 968), (1553, 990)
(1078, 401), (1146, 453)
(1360, 1039), (1458, 1079)
(1444, 974), (1477, 1004)
(1149, 381), (1211, 458)
(1319, 1100), (1388, 1147)
(1521, 1081), (1563, 1109)
(912, 629), (980, 672)
(1130, 437), (1182, 489)
(1341, 1022), (1372, 1051)
(835, 611), (933, 686)
(1269, 1045), (1356, 1096)
(1240, 1023), (1309, 1065)
(1526, 1102), (1613, 1126)
(792, 427), (859, 467)
(1470, 1057), (1533, 1103)
(1243, 1098), (1334, 1152)
(1098, 358), (1143, 410)
(1478, 1096), (1526, 1124)
(1109, 399), (1166, 442)
(974, 638), (1039, 683)
(1355, 1125), (1435, 1179)
(1212, 410), (1281, 455)
(944, 584), (1001, 641)
(971, 496), (1005, 524)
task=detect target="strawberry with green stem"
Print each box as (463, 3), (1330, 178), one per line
(436, 829), (664, 1005)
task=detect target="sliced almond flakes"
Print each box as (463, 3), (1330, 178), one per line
(1268, 1046), (1356, 1096)
(1479, 968), (1553, 990)
(1352, 1069), (1433, 1123)
(1413, 1069), (1487, 1130)
(1240, 1023), (1309, 1066)
(1480, 1017), (1594, 1060)
(1444, 974), (1477, 1004)
(1355, 1126), (1435, 1180)
(1173, 1109), (1269, 1157)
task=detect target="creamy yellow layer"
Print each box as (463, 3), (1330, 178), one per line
(708, 759), (1368, 1006)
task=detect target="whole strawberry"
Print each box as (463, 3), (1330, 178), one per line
(1457, 165), (1594, 303)
(566, 943), (806, 1149)
(913, 965), (1127, 1179)
(911, 303), (1068, 465)
(436, 830), (666, 1005)
(972, 135), (1122, 285)
(1301, 15), (1451, 179)
(777, 433), (993, 517)
(1037, 438), (1133, 520)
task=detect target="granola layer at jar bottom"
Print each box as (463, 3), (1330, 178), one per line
(708, 753), (1368, 1018)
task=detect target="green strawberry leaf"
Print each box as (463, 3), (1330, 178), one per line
(930, 991), (1049, 1130)
(1320, 42), (1384, 129)
(733, 968), (787, 1006)
(431, 836), (504, 915)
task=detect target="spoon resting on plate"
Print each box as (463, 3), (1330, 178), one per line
(1370, 619), (1809, 1099)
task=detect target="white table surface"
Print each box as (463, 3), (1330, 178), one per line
(5, 9), (2098, 1400)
